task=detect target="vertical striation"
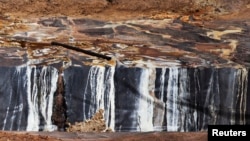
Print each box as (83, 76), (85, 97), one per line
(0, 67), (28, 131)
(64, 64), (116, 131)
(0, 63), (248, 132)
(26, 66), (58, 131)
(0, 65), (59, 131)
(113, 65), (249, 132)
(137, 68), (154, 131)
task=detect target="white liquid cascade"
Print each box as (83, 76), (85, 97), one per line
(26, 66), (58, 131)
(137, 68), (155, 131)
(85, 66), (116, 131)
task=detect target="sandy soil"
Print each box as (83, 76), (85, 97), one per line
(0, 0), (250, 140)
(0, 132), (61, 141)
(1, 0), (248, 20)
(0, 131), (208, 141)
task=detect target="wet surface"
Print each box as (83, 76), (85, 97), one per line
(0, 1), (250, 140)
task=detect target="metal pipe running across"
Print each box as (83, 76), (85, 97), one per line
(51, 41), (112, 60)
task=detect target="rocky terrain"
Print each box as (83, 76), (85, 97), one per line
(0, 0), (250, 141)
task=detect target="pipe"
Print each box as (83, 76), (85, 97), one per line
(51, 41), (112, 60)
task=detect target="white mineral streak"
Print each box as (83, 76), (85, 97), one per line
(104, 66), (115, 131)
(40, 67), (58, 131)
(201, 69), (213, 129)
(83, 66), (115, 130)
(178, 68), (194, 131)
(26, 66), (39, 131)
(2, 106), (9, 130)
(92, 66), (105, 110)
(137, 68), (154, 131)
(223, 70), (236, 125)
(152, 68), (166, 131)
(159, 68), (166, 101)
(164, 68), (197, 131)
(238, 68), (248, 124)
(82, 67), (90, 120)
(85, 66), (115, 130)
(13, 67), (24, 131)
(1, 67), (22, 130)
(88, 66), (105, 117)
(166, 67), (179, 131)
(26, 66), (58, 131)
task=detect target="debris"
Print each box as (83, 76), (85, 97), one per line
(66, 109), (113, 133)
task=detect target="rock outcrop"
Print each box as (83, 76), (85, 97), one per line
(0, 7), (250, 132)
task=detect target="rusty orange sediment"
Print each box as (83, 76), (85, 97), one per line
(0, 0), (250, 141)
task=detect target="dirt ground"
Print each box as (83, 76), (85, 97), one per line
(0, 0), (250, 140)
(0, 131), (207, 141)
(0, 0), (194, 18)
(0, 0), (249, 20)
(0, 132), (61, 141)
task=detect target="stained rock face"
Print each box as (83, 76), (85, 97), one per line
(63, 65), (115, 130)
(0, 61), (248, 132)
(0, 13), (250, 132)
(63, 64), (249, 132)
(0, 66), (58, 131)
